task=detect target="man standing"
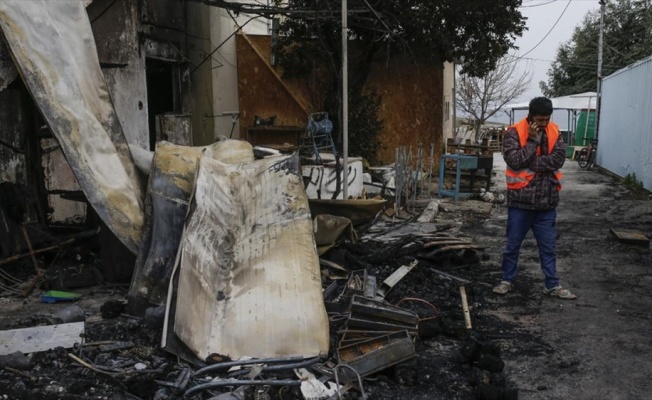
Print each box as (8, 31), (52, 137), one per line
(493, 97), (576, 299)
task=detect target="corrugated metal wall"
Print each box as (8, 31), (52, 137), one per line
(598, 55), (652, 190)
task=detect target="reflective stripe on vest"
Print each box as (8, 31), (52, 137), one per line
(505, 118), (563, 191)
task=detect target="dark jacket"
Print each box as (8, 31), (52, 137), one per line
(503, 127), (566, 210)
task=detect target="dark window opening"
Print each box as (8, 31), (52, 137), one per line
(145, 59), (178, 151)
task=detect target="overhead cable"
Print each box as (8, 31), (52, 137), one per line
(508, 0), (573, 63)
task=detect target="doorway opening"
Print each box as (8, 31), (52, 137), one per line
(145, 59), (179, 151)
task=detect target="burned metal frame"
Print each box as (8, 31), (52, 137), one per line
(185, 0), (372, 19)
(194, 356), (317, 377)
(394, 143), (436, 211)
(227, 357), (322, 378)
(184, 379), (302, 397)
(336, 330), (416, 382)
(333, 364), (367, 400)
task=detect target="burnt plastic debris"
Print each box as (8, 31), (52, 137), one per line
(145, 306), (166, 329)
(38, 304), (86, 325)
(100, 300), (127, 319)
(52, 304), (86, 323)
(0, 351), (32, 370)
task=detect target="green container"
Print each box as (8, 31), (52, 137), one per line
(575, 110), (595, 146)
(565, 146), (575, 159)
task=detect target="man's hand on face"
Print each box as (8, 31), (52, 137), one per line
(528, 121), (542, 142)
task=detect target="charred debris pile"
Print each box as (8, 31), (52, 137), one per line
(0, 123), (515, 400)
(0, 190), (519, 400)
(0, 3), (518, 397)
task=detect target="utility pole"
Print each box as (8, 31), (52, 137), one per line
(341, 0), (349, 199)
(594, 0), (606, 141)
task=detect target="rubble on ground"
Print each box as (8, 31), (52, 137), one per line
(0, 194), (530, 399)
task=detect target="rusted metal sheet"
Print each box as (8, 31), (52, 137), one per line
(336, 330), (416, 382)
(0, 0), (145, 253)
(365, 54), (444, 164)
(346, 295), (419, 334)
(167, 150), (329, 361)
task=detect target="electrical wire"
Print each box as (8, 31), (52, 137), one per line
(189, 15), (263, 75)
(521, 0), (558, 8)
(518, 56), (622, 70)
(509, 0), (573, 62)
(603, 42), (640, 64)
(90, 0), (118, 23)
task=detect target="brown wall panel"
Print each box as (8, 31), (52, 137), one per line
(364, 56), (444, 164)
(236, 35), (310, 139)
(236, 36), (444, 164)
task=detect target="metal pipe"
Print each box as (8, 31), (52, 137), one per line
(452, 65), (457, 143)
(428, 143), (435, 198)
(227, 357), (321, 377)
(394, 147), (399, 210)
(342, 0), (349, 199)
(184, 379), (301, 397)
(333, 364), (366, 400)
(194, 356), (305, 377)
(594, 0), (606, 142)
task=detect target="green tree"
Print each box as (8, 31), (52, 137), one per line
(273, 0), (525, 161)
(541, 0), (652, 97)
(348, 86), (383, 165)
(276, 0), (525, 78)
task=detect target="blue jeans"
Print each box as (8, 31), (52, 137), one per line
(501, 207), (560, 290)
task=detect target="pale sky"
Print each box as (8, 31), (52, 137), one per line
(513, 0), (600, 101)
(497, 0), (601, 125)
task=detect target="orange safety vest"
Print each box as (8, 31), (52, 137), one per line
(505, 118), (563, 191)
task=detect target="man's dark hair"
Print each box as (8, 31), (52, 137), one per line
(529, 97), (553, 116)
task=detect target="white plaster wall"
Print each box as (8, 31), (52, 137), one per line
(442, 62), (455, 143)
(209, 8), (270, 140)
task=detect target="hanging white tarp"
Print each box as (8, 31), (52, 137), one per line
(0, 0), (144, 253)
(128, 140), (255, 316)
(168, 151), (329, 361)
